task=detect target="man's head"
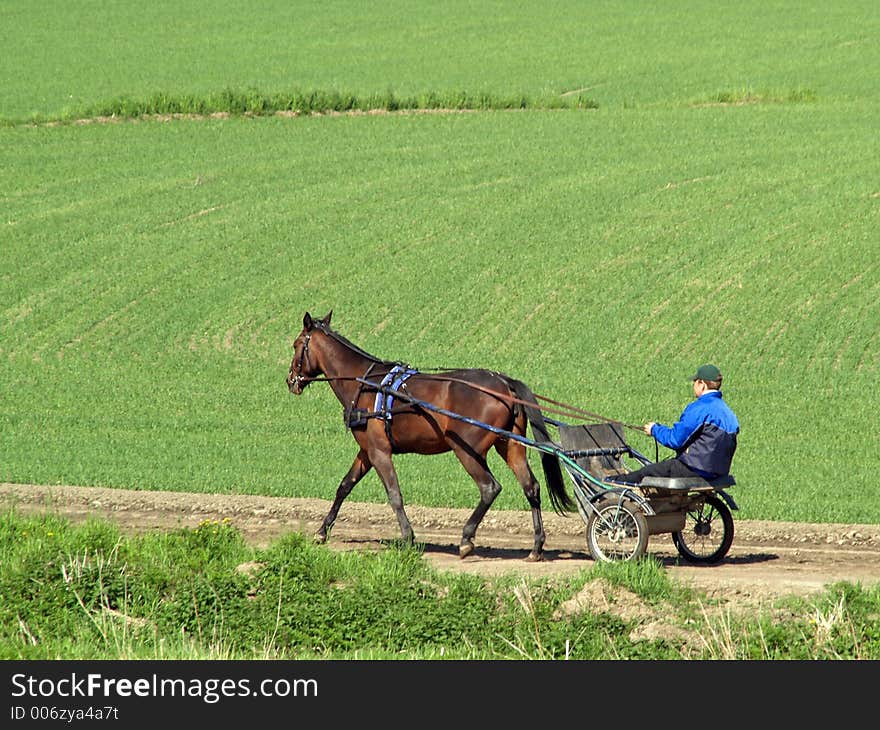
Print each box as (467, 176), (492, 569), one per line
(690, 363), (722, 394)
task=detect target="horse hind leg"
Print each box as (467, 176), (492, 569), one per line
(316, 448), (372, 544)
(495, 439), (546, 562)
(450, 441), (503, 558)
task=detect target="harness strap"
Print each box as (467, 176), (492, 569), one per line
(344, 365), (420, 448)
(345, 361), (379, 425)
(375, 366), (418, 447)
(375, 365), (419, 419)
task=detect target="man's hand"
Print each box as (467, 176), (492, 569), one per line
(643, 422), (655, 437)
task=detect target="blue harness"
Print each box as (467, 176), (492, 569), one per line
(374, 365), (419, 419)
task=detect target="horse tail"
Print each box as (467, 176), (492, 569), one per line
(505, 378), (576, 515)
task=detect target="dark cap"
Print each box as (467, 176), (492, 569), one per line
(690, 364), (722, 382)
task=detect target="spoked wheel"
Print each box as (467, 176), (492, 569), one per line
(672, 494), (734, 564)
(586, 496), (649, 562)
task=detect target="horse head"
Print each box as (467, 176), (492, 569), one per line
(287, 310), (332, 394)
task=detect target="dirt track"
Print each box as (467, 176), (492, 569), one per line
(3, 482), (880, 603)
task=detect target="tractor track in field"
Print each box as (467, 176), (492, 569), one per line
(3, 482), (880, 606)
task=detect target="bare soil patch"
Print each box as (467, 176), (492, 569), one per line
(3, 483), (880, 608)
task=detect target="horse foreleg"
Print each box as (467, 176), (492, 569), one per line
(496, 440), (545, 561)
(451, 443), (502, 559)
(368, 447), (416, 545)
(315, 449), (372, 544)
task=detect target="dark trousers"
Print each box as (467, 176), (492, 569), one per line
(606, 457), (704, 485)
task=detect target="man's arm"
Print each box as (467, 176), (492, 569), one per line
(646, 402), (703, 450)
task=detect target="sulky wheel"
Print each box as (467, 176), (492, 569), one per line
(671, 494), (734, 564)
(586, 496), (649, 562)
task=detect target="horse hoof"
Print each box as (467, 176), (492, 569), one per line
(525, 552), (544, 563)
(459, 543), (474, 559)
(313, 532), (327, 544)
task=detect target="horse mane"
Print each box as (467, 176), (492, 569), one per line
(312, 320), (399, 367)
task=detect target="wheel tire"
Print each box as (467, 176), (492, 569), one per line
(586, 496), (649, 562)
(671, 494), (734, 564)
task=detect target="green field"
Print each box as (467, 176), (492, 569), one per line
(2, 1), (879, 120)
(2, 2), (878, 525)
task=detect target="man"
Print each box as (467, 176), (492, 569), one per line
(606, 364), (739, 485)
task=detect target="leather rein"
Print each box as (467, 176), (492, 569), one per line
(290, 326), (643, 432)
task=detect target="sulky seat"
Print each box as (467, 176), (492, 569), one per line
(640, 474), (736, 491)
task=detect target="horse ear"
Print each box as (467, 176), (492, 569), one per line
(324, 310), (333, 326)
(303, 312), (313, 330)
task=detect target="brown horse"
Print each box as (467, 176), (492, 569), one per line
(286, 311), (574, 561)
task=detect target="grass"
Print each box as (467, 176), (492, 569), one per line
(9, 88), (598, 127)
(2, 1), (878, 122)
(693, 87), (819, 107)
(3, 512), (878, 660)
(2, 104), (878, 522)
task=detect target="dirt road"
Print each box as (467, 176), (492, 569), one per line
(3, 482), (880, 603)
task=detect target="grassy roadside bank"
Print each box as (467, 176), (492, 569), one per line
(2, 512), (877, 660)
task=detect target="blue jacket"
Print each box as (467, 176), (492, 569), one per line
(650, 390), (739, 478)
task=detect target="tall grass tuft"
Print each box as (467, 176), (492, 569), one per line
(695, 87), (818, 106)
(42, 88), (598, 125)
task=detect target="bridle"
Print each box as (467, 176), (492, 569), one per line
(290, 320), (387, 391)
(290, 330), (314, 390)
